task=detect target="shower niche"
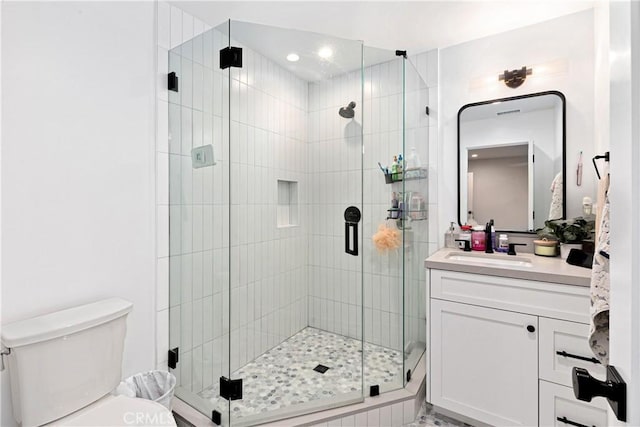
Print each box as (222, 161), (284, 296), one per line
(166, 18), (429, 426)
(277, 180), (298, 228)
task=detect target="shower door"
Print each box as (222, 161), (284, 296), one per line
(168, 19), (366, 427)
(226, 21), (365, 426)
(360, 51), (429, 394)
(401, 56), (429, 380)
(167, 19), (233, 425)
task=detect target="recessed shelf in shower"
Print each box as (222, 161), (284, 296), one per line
(277, 179), (298, 228)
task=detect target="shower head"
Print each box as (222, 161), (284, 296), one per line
(339, 101), (356, 119)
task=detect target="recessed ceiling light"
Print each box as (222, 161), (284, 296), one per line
(318, 47), (333, 59)
(471, 154), (479, 158)
(286, 53), (299, 62)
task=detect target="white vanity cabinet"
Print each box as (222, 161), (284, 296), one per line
(431, 299), (538, 426)
(425, 259), (607, 427)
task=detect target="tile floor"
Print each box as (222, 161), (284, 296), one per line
(199, 327), (404, 419)
(404, 401), (472, 427)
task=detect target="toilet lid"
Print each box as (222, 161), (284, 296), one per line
(47, 395), (177, 427)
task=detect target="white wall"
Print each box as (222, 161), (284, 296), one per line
(608, 1), (640, 425)
(1, 2), (156, 426)
(439, 9), (596, 245)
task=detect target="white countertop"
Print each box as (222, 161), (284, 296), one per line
(425, 248), (592, 287)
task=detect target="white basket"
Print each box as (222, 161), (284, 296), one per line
(115, 370), (176, 410)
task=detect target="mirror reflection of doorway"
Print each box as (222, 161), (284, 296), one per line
(466, 142), (534, 230)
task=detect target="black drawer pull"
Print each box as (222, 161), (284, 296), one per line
(557, 416), (595, 427)
(556, 350), (601, 364)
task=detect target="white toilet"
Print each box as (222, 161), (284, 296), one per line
(1, 298), (177, 427)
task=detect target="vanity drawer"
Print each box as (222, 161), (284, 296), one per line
(429, 270), (590, 323)
(539, 317), (606, 387)
(539, 380), (608, 427)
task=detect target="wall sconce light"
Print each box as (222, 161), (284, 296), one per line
(498, 66), (532, 88)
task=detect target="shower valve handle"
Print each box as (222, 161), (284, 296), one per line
(344, 206), (361, 256)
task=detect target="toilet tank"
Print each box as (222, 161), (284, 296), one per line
(1, 298), (133, 427)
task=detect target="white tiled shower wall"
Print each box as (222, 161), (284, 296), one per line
(306, 70), (365, 341)
(156, 1), (440, 396)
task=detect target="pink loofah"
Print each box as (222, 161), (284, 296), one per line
(372, 222), (401, 252)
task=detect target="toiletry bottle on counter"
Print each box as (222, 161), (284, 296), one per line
(497, 234), (509, 253)
(471, 226), (486, 251)
(446, 222), (457, 248)
(458, 225), (472, 250)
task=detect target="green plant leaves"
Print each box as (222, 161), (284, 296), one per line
(536, 217), (595, 243)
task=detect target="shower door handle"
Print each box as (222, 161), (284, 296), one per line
(345, 222), (359, 256)
(344, 206), (361, 256)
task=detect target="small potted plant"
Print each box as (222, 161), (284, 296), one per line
(536, 217), (595, 259)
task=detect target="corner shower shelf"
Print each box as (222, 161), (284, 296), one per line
(386, 209), (428, 221)
(384, 167), (428, 184)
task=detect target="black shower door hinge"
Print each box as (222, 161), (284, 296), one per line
(220, 376), (243, 400)
(211, 410), (222, 425)
(220, 46), (243, 69)
(168, 347), (179, 369)
(168, 72), (179, 92)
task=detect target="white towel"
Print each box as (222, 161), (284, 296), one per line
(548, 172), (563, 220)
(589, 175), (610, 364)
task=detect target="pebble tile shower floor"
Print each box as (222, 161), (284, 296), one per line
(199, 327), (404, 419)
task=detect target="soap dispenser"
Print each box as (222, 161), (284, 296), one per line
(485, 219), (495, 254)
(445, 222), (457, 248)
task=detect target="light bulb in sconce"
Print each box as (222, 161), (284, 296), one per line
(529, 59), (569, 79)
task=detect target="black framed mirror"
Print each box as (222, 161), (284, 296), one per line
(457, 91), (566, 233)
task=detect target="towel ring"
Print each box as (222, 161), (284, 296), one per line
(592, 152), (610, 180)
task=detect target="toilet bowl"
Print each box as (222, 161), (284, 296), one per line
(1, 298), (175, 427)
(46, 395), (176, 427)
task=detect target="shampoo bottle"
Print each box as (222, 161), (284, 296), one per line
(391, 156), (398, 179)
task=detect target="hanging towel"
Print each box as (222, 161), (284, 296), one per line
(548, 172), (563, 220)
(595, 169), (610, 239)
(589, 171), (610, 364)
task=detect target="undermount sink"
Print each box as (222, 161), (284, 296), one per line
(445, 252), (533, 268)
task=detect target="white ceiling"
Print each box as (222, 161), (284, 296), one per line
(172, 1), (595, 53)
(226, 21), (397, 81)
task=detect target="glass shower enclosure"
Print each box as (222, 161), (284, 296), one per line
(167, 18), (428, 426)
